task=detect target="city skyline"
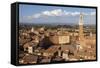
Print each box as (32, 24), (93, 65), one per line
(19, 4), (96, 24)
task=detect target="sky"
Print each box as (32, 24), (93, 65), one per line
(19, 4), (96, 25)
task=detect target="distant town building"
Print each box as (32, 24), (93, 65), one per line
(31, 27), (34, 32)
(28, 45), (33, 54)
(43, 46), (60, 57)
(62, 50), (69, 61)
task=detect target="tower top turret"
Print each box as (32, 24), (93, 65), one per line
(79, 13), (83, 25)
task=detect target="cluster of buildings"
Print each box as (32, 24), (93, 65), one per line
(19, 13), (96, 64)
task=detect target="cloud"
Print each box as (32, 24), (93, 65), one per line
(90, 12), (96, 15)
(26, 13), (41, 19)
(71, 12), (80, 16)
(42, 9), (63, 16)
(33, 14), (41, 18)
(65, 11), (80, 16)
(26, 9), (63, 19)
(25, 9), (96, 19)
(42, 11), (52, 16)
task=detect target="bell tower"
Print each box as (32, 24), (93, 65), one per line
(79, 13), (84, 48)
(79, 13), (84, 40)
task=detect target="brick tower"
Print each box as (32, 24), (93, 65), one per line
(79, 13), (84, 48)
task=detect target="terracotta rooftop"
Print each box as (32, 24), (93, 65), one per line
(44, 46), (60, 53)
(23, 54), (38, 63)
